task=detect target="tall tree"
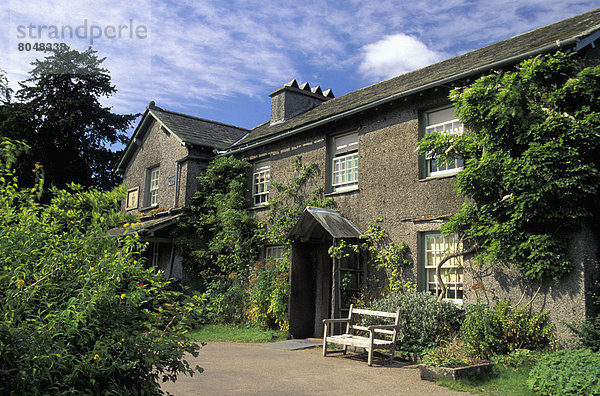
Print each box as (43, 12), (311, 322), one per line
(0, 48), (137, 190)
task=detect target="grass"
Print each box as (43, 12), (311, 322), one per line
(188, 324), (289, 343)
(436, 365), (536, 395)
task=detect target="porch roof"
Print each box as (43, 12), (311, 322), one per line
(108, 212), (181, 238)
(289, 207), (362, 241)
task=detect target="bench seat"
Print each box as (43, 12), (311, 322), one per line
(322, 304), (400, 366)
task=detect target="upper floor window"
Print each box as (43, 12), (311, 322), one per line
(331, 132), (358, 192)
(253, 161), (270, 206)
(424, 107), (464, 177)
(423, 232), (463, 304)
(146, 166), (160, 207)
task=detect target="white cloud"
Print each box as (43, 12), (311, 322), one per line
(359, 34), (444, 80)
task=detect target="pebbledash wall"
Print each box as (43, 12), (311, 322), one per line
(236, 85), (597, 345)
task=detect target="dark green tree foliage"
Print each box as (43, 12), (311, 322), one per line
(176, 156), (261, 323)
(0, 48), (137, 191)
(0, 139), (201, 395)
(418, 52), (600, 279)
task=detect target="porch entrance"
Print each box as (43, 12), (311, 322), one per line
(288, 207), (362, 338)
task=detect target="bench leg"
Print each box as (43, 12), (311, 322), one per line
(322, 323), (328, 357)
(367, 348), (373, 366)
(343, 345), (348, 355)
(389, 347), (395, 365)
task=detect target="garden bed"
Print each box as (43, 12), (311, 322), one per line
(419, 361), (493, 381)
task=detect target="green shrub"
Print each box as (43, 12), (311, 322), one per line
(366, 291), (463, 355)
(248, 256), (290, 330)
(199, 277), (248, 325)
(422, 338), (475, 367)
(528, 349), (600, 395)
(461, 300), (554, 359)
(568, 316), (600, 352)
(0, 139), (201, 395)
(491, 348), (543, 369)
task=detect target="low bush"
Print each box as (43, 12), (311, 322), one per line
(568, 315), (600, 351)
(421, 338), (475, 367)
(365, 291), (463, 355)
(460, 300), (554, 359)
(527, 349), (600, 395)
(491, 348), (543, 369)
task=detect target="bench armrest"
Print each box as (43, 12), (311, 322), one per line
(323, 318), (351, 324)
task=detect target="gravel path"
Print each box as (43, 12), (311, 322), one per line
(161, 342), (469, 395)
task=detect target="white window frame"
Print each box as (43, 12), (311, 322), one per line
(253, 161), (270, 206)
(423, 233), (463, 304)
(265, 245), (288, 262)
(147, 167), (160, 207)
(424, 107), (464, 178)
(331, 132), (358, 192)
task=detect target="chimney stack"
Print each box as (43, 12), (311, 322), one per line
(269, 79), (334, 125)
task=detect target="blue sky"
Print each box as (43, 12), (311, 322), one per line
(2, 1), (599, 132)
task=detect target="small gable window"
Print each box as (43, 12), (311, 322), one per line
(126, 187), (139, 210)
(424, 107), (463, 177)
(253, 161), (270, 206)
(330, 132), (358, 192)
(146, 166), (160, 207)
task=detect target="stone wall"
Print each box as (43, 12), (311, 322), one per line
(121, 119), (188, 213)
(239, 87), (595, 343)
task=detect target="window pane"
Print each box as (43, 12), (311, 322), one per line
(424, 233), (463, 303)
(253, 163), (270, 206)
(424, 108), (464, 177)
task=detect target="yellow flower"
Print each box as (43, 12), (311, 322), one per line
(120, 294), (126, 300)
(93, 354), (99, 360)
(121, 338), (125, 342)
(177, 341), (181, 345)
(90, 267), (94, 271)
(123, 223), (130, 228)
(116, 276), (120, 281)
(18, 279), (25, 286)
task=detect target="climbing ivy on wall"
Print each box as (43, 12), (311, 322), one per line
(418, 52), (600, 280)
(328, 217), (413, 294)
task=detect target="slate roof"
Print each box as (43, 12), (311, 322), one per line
(108, 212), (181, 237)
(116, 103), (248, 171)
(148, 104), (248, 149)
(231, 7), (600, 150)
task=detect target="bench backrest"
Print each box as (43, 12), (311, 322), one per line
(346, 304), (400, 337)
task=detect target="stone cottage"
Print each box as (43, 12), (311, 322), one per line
(118, 8), (600, 343)
(114, 103), (247, 284)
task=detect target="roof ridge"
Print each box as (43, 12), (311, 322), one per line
(150, 104), (250, 131)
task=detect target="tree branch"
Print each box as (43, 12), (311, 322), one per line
(436, 245), (477, 303)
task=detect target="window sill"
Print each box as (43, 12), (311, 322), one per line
(325, 187), (359, 197)
(418, 172), (460, 182)
(249, 203), (269, 211)
(139, 204), (159, 212)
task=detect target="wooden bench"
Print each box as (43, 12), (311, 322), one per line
(322, 304), (400, 366)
